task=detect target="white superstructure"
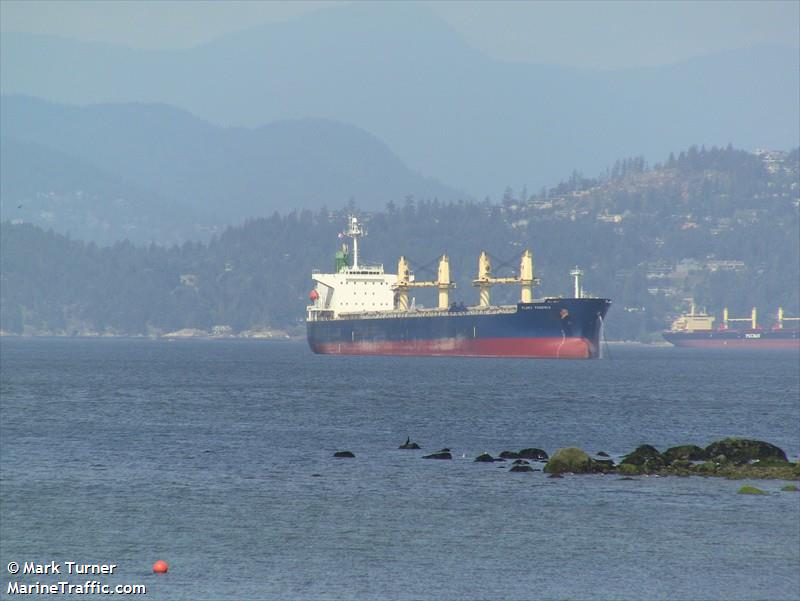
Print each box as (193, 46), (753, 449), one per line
(307, 216), (398, 320)
(307, 216), (545, 322)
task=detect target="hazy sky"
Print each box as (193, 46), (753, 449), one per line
(2, 0), (798, 69)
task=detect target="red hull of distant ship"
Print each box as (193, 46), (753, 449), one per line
(663, 330), (799, 350)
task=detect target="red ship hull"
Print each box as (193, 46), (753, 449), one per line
(663, 330), (800, 350)
(666, 339), (798, 350)
(311, 336), (594, 358)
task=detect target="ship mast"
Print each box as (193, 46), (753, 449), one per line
(344, 216), (365, 270)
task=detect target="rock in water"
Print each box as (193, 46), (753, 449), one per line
(423, 452), (452, 460)
(399, 437), (421, 450)
(510, 464), (534, 472)
(499, 451), (521, 459)
(705, 438), (788, 464)
(512, 459), (530, 465)
(475, 453), (496, 462)
(333, 451), (355, 458)
(737, 485), (767, 495)
(620, 445), (665, 472)
(663, 445), (707, 463)
(592, 458), (616, 472)
(618, 464), (641, 476)
(781, 485), (799, 492)
(519, 448), (549, 461)
(596, 451), (610, 457)
(695, 462), (717, 474)
(544, 447), (592, 474)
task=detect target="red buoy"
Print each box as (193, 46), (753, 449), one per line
(152, 560), (169, 574)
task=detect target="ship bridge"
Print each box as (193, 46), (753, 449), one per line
(307, 216), (398, 320)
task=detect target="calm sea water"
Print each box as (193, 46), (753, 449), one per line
(1, 339), (798, 601)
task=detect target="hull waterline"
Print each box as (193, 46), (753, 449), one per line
(308, 298), (611, 359)
(663, 330), (799, 350)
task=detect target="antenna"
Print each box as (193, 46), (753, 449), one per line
(344, 216), (365, 269)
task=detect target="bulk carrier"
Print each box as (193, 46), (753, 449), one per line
(306, 217), (611, 358)
(663, 300), (800, 350)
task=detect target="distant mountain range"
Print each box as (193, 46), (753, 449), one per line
(0, 95), (460, 243)
(0, 136), (204, 244)
(2, 2), (797, 196)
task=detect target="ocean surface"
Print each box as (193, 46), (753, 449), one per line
(1, 338), (798, 601)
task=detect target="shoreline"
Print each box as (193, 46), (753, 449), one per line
(0, 331), (672, 345)
(0, 330), (304, 341)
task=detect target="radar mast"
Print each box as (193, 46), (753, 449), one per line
(344, 216), (365, 270)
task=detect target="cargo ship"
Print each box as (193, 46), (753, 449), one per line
(306, 217), (611, 358)
(662, 300), (800, 350)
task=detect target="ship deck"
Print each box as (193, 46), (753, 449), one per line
(308, 304), (524, 322)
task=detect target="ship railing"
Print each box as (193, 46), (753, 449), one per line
(317, 305), (519, 321)
(342, 265), (384, 274)
(307, 308), (335, 321)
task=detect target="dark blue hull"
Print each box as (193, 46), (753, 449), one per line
(307, 298), (611, 358)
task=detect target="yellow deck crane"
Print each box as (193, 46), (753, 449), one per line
(472, 250), (540, 308)
(722, 307), (758, 330)
(393, 255), (455, 311)
(776, 307), (800, 329)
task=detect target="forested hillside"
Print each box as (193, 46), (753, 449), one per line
(2, 146), (797, 340)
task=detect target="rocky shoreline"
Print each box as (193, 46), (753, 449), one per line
(539, 438), (799, 481)
(335, 437), (800, 482)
